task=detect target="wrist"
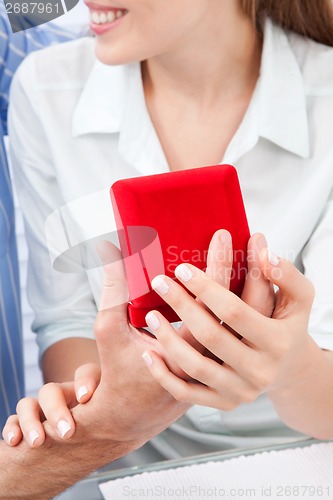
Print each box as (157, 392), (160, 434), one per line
(269, 334), (319, 395)
(267, 336), (333, 437)
(0, 419), (138, 500)
(71, 401), (142, 453)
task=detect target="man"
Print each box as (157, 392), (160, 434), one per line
(0, 242), (189, 499)
(0, 10), (188, 497)
(0, 2), (74, 430)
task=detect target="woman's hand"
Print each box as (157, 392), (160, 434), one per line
(169, 231), (275, 372)
(2, 362), (101, 447)
(142, 244), (315, 412)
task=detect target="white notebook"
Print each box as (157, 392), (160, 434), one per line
(100, 442), (333, 500)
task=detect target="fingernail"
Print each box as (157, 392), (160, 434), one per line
(142, 351), (153, 366)
(146, 311), (160, 330)
(267, 248), (279, 266)
(7, 431), (15, 444)
(219, 230), (231, 245)
(175, 264), (193, 282)
(29, 430), (39, 446)
(57, 420), (71, 438)
(151, 276), (169, 295)
(255, 234), (267, 252)
(77, 385), (89, 401)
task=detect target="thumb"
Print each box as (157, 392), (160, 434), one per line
(74, 363), (101, 404)
(242, 233), (275, 317)
(205, 229), (233, 287)
(177, 229), (233, 346)
(97, 240), (129, 314)
(94, 241), (130, 364)
(259, 247), (315, 311)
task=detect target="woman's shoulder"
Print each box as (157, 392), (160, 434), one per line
(15, 37), (97, 90)
(288, 32), (333, 96)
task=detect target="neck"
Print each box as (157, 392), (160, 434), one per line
(142, 3), (262, 106)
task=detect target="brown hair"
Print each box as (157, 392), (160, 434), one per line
(240, 0), (333, 46)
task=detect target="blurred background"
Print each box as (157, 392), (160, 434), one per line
(12, 0), (90, 397)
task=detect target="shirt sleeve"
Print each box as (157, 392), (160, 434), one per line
(8, 53), (97, 362)
(302, 188), (333, 351)
(0, 10), (14, 132)
(0, 4), (74, 134)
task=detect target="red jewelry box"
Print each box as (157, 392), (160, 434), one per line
(110, 164), (250, 328)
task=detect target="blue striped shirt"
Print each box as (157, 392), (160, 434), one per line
(0, 4), (74, 429)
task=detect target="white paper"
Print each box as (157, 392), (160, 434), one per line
(100, 442), (333, 500)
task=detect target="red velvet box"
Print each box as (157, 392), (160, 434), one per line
(110, 165), (250, 328)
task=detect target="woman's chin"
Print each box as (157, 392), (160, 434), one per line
(94, 41), (137, 67)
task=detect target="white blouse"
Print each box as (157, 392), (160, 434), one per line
(8, 18), (333, 456)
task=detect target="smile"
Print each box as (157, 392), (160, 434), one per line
(89, 8), (128, 25)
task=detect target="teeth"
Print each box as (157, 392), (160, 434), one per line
(91, 11), (100, 24)
(107, 11), (115, 22)
(90, 9), (125, 25)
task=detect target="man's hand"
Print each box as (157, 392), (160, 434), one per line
(0, 231), (276, 499)
(0, 231), (233, 499)
(0, 241), (189, 499)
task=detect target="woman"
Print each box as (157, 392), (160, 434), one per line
(3, 0), (333, 455)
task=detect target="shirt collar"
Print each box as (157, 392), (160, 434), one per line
(72, 59), (168, 175)
(72, 59), (127, 136)
(72, 17), (310, 160)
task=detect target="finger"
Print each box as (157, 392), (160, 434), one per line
(176, 229), (233, 349)
(74, 363), (101, 403)
(2, 415), (23, 446)
(95, 240), (131, 366)
(38, 383), (76, 440)
(151, 268), (270, 347)
(16, 398), (46, 447)
(242, 233), (275, 317)
(97, 240), (129, 314)
(142, 350), (245, 411)
(205, 229), (233, 287)
(149, 281), (252, 363)
(145, 310), (258, 385)
(259, 247), (315, 312)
